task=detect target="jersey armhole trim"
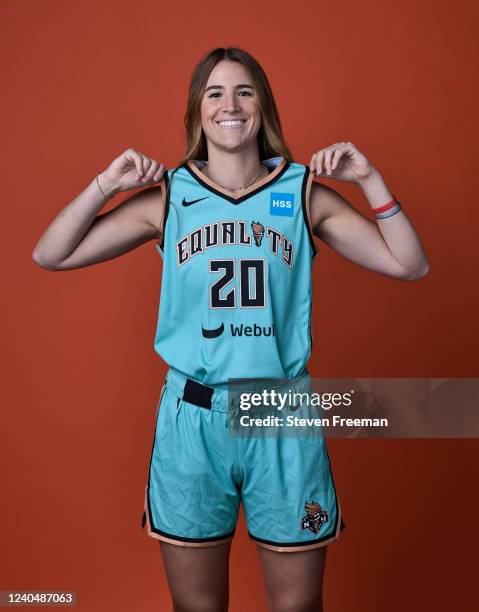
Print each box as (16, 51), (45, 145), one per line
(301, 166), (319, 258)
(156, 171), (170, 254)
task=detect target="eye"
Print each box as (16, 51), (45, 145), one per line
(206, 90), (253, 99)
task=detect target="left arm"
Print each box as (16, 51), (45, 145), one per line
(308, 142), (430, 281)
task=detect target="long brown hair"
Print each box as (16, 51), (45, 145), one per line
(178, 47), (293, 165)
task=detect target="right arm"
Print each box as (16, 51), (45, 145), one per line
(32, 148), (167, 271)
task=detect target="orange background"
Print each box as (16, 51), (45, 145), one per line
(2, 0), (478, 610)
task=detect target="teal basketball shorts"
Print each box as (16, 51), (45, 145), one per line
(142, 367), (345, 552)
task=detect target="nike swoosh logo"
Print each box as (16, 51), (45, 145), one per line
(202, 322), (224, 339)
(182, 196), (208, 207)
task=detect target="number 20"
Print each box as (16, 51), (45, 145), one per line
(209, 259), (265, 308)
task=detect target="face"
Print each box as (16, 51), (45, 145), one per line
(200, 60), (262, 154)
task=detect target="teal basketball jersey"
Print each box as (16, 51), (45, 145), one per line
(153, 157), (317, 386)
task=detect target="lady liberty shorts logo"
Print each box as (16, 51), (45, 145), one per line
(301, 501), (328, 534)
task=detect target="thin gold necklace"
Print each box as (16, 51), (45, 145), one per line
(206, 164), (269, 193)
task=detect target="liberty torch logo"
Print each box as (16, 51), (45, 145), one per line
(251, 220), (264, 247)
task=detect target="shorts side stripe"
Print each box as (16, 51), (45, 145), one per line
(142, 383), (235, 548)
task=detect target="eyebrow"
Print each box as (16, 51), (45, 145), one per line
(205, 84), (254, 92)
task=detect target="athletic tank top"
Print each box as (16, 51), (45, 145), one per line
(153, 156), (317, 386)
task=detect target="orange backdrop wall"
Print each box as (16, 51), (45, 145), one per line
(2, 0), (478, 610)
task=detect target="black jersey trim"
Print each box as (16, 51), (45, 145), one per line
(248, 521), (338, 548)
(247, 442), (344, 548)
(183, 160), (290, 204)
(248, 516), (345, 548)
(158, 171), (171, 252)
(247, 441), (343, 549)
(144, 384), (167, 533)
(301, 165), (317, 360)
(324, 441), (345, 532)
(301, 165), (318, 259)
(143, 383), (236, 543)
(148, 524), (236, 544)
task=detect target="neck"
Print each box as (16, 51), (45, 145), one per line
(202, 142), (266, 190)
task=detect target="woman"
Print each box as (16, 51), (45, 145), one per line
(33, 47), (429, 612)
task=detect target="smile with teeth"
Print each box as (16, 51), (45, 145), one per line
(216, 120), (246, 128)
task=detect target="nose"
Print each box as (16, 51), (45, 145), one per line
(221, 90), (241, 114)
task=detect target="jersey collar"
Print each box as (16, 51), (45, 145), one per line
(183, 157), (289, 205)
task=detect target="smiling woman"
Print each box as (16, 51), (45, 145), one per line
(141, 49), (345, 612)
(32, 45), (428, 612)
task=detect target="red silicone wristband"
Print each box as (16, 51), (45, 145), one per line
(372, 196), (396, 214)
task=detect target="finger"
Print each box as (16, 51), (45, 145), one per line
(127, 149), (144, 178)
(315, 150), (325, 175)
(324, 148), (335, 175)
(309, 154), (317, 174)
(145, 161), (163, 183)
(331, 146), (345, 171)
(141, 157), (153, 181)
(152, 163), (165, 182)
(143, 160), (159, 180)
(141, 161), (157, 183)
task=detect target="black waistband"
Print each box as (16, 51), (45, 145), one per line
(174, 370), (311, 411)
(182, 378), (214, 409)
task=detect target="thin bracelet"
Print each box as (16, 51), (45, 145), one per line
(375, 201), (401, 219)
(95, 174), (109, 199)
(372, 196), (396, 214)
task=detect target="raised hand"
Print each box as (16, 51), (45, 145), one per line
(309, 142), (373, 184)
(97, 148), (166, 197)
